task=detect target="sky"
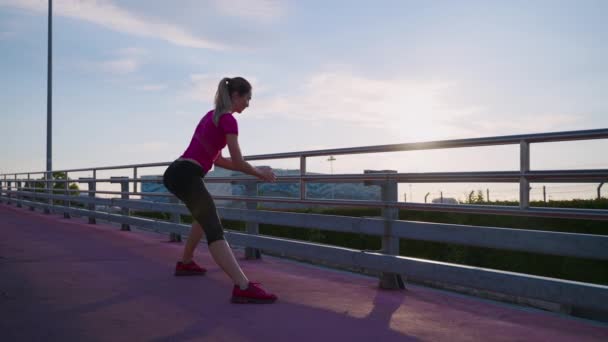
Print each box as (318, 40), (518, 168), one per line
(1, 0), (607, 202)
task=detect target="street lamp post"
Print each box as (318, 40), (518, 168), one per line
(45, 0), (53, 213)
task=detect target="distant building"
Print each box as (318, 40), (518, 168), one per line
(140, 167), (382, 209)
(234, 168), (382, 209)
(141, 176), (169, 202)
(140, 170), (233, 207)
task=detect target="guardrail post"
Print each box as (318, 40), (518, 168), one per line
(169, 196), (182, 242)
(300, 156), (307, 200)
(133, 167), (138, 194)
(80, 177), (97, 224)
(7, 180), (12, 205)
(27, 174), (35, 211)
(16, 180), (22, 208)
(365, 169), (405, 290)
(63, 172), (71, 219)
(520, 140), (530, 209)
(44, 171), (52, 214)
(111, 177), (131, 231)
(0, 179), (6, 204)
(245, 180), (261, 259)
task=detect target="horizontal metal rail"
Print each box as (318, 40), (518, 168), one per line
(5, 192), (608, 260)
(13, 187), (171, 197)
(242, 128), (608, 160)
(1, 161), (171, 176)
(7, 169), (608, 184)
(210, 169), (608, 183)
(6, 188), (608, 221)
(3, 128), (607, 176)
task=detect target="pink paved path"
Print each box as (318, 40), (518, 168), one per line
(1, 203), (607, 342)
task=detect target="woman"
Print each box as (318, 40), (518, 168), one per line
(163, 77), (278, 304)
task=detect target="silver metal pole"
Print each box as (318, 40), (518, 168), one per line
(47, 0), (52, 174)
(45, 0), (53, 214)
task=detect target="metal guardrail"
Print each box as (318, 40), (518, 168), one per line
(2, 128), (608, 313)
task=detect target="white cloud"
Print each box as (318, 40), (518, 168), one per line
(245, 70), (585, 141)
(446, 113), (583, 137)
(0, 0), (227, 49)
(212, 0), (285, 22)
(180, 69), (585, 142)
(246, 70), (481, 140)
(81, 47), (146, 74)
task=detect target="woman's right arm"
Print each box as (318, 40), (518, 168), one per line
(226, 134), (276, 182)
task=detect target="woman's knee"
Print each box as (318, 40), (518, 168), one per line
(189, 207), (224, 244)
(204, 225), (225, 245)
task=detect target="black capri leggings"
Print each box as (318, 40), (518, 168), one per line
(162, 159), (225, 244)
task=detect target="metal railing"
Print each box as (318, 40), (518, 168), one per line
(2, 128), (608, 313)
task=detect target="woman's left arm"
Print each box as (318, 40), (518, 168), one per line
(214, 153), (239, 171)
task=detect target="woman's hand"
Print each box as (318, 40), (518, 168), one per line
(256, 166), (277, 182)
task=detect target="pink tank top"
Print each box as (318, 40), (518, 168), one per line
(180, 110), (239, 173)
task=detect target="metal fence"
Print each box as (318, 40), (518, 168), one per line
(2, 128), (608, 313)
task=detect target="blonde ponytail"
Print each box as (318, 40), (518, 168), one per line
(213, 77), (232, 126)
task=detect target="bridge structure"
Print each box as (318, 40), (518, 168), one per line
(2, 129), (608, 341)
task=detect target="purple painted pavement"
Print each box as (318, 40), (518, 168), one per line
(1, 204), (607, 341)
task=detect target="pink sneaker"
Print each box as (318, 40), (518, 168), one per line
(174, 261), (207, 276)
(231, 282), (278, 304)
